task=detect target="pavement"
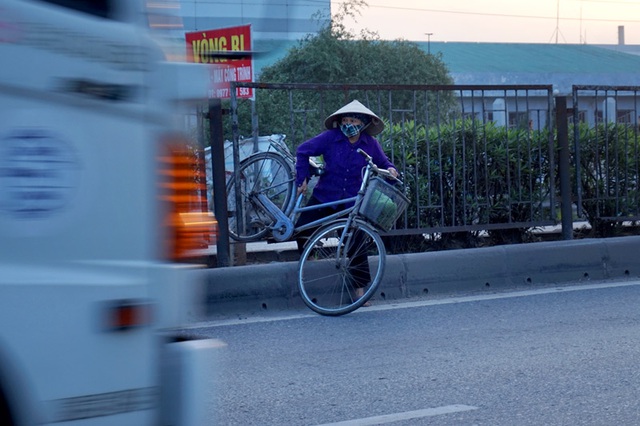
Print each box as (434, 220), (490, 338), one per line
(186, 234), (640, 321)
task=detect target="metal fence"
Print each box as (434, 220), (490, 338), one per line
(190, 83), (640, 265)
(572, 85), (640, 224)
(228, 82), (557, 240)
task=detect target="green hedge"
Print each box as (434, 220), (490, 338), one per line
(574, 122), (640, 237)
(379, 119), (640, 249)
(379, 119), (553, 250)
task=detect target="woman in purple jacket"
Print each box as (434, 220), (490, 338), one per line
(294, 100), (398, 304)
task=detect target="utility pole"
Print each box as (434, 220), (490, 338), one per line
(425, 32), (433, 54)
(555, 0), (560, 44)
(549, 0), (565, 44)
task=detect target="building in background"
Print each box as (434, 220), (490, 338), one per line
(179, 0), (330, 40)
(426, 41), (640, 128)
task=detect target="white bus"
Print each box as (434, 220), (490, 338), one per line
(0, 1), (221, 424)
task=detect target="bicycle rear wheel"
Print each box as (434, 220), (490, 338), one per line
(226, 152), (295, 242)
(298, 219), (385, 316)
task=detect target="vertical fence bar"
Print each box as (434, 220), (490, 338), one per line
(422, 90), (430, 228)
(598, 90), (606, 217)
(469, 90), (478, 214)
(450, 93), (458, 227)
(572, 87), (583, 217)
(408, 90), (417, 229)
(502, 89), (512, 224)
(556, 95), (573, 240)
(635, 90), (640, 217)
(482, 90), (490, 224)
(230, 84), (246, 265)
(614, 89), (621, 214)
(208, 97), (231, 266)
(515, 89), (523, 209)
(436, 90), (445, 227)
(251, 99), (259, 152)
(288, 90), (295, 145)
(459, 88), (468, 225)
(549, 90), (556, 221)
(525, 90), (533, 220)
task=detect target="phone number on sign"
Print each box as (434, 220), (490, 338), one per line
(208, 87), (252, 99)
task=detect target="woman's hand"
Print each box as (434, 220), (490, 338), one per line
(387, 167), (399, 179)
(297, 179), (308, 195)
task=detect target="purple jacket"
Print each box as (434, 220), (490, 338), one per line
(295, 128), (395, 204)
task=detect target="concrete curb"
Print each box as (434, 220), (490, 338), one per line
(199, 236), (640, 318)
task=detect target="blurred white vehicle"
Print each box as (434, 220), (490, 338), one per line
(0, 1), (221, 425)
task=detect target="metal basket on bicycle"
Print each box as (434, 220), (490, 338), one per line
(358, 177), (409, 231)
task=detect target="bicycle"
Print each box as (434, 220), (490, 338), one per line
(225, 136), (323, 242)
(226, 142), (408, 316)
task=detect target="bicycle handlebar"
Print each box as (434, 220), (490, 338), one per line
(356, 148), (400, 182)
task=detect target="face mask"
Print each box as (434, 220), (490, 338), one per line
(340, 122), (364, 138)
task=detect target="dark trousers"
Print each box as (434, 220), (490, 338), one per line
(295, 196), (371, 288)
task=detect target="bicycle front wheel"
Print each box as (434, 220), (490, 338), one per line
(298, 220), (386, 316)
(226, 152), (295, 242)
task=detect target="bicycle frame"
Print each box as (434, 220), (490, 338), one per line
(252, 149), (379, 243)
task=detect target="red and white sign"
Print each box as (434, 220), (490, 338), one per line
(185, 25), (253, 99)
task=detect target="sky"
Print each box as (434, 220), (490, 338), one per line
(331, 0), (640, 45)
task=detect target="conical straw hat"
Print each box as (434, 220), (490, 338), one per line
(324, 100), (384, 136)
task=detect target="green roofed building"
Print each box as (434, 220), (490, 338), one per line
(423, 42), (640, 127)
(425, 42), (640, 93)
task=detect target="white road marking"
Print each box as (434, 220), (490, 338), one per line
(367, 280), (640, 312)
(185, 280), (640, 329)
(316, 405), (478, 425)
(186, 312), (317, 328)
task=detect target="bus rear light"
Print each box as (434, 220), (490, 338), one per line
(159, 137), (217, 261)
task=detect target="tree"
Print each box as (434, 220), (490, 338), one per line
(258, 0), (451, 86)
(232, 0), (454, 141)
